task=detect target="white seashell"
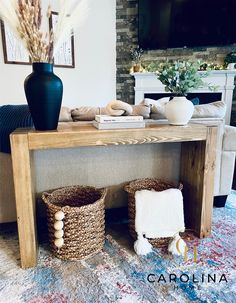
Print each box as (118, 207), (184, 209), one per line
(54, 238), (64, 248)
(54, 230), (64, 239)
(54, 210), (65, 221)
(168, 234), (186, 256)
(54, 220), (64, 231)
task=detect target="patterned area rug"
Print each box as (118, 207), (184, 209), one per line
(0, 192), (236, 303)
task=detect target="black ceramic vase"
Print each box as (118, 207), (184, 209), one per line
(24, 63), (63, 131)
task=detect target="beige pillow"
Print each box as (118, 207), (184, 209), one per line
(192, 101), (226, 118)
(59, 107), (73, 122)
(149, 99), (226, 120)
(132, 104), (151, 119)
(142, 97), (170, 119)
(71, 106), (108, 121)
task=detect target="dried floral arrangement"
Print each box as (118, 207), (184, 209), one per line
(0, 0), (88, 63)
(130, 47), (144, 65)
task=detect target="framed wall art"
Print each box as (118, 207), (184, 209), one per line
(49, 12), (75, 68)
(1, 21), (30, 65)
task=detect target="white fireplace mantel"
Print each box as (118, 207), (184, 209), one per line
(132, 70), (236, 124)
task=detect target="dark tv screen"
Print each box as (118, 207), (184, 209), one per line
(139, 0), (236, 49)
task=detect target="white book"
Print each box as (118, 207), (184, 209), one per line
(93, 121), (145, 130)
(95, 115), (143, 123)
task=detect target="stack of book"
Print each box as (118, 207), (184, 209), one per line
(93, 115), (145, 129)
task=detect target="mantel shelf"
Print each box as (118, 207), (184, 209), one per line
(132, 70), (236, 125)
(131, 70), (236, 76)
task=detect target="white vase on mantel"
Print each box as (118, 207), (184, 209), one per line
(165, 96), (194, 126)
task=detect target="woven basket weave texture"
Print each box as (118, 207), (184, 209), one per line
(42, 185), (106, 260)
(124, 178), (183, 248)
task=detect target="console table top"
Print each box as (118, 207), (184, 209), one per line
(11, 122), (215, 150)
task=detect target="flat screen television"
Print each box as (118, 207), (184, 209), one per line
(139, 0), (236, 49)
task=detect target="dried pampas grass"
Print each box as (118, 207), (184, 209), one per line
(54, 0), (89, 56)
(0, 0), (88, 63)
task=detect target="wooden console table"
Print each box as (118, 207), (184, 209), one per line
(10, 123), (217, 268)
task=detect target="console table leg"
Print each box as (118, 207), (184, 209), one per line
(180, 127), (217, 238)
(10, 133), (37, 268)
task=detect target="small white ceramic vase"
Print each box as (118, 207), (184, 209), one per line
(165, 96), (194, 125)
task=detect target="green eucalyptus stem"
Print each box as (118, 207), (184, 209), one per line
(152, 60), (210, 96)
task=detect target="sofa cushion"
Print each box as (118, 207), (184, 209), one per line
(219, 151), (236, 195)
(72, 106), (108, 121)
(148, 99), (226, 120)
(0, 152), (16, 223)
(192, 101), (226, 118)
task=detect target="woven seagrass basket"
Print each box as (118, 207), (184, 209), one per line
(42, 185), (106, 260)
(124, 178), (183, 248)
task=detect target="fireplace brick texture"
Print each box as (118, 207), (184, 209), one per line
(116, 0), (236, 125)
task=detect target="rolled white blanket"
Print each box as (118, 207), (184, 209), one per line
(135, 188), (185, 238)
(134, 188), (186, 256)
(106, 100), (133, 116)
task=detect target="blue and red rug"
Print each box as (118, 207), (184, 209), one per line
(0, 192), (236, 303)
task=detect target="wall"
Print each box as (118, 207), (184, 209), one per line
(116, 0), (236, 111)
(0, 0), (116, 108)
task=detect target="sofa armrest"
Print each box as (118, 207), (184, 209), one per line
(223, 125), (236, 151)
(218, 151), (236, 195)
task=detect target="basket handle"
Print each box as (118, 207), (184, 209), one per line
(123, 181), (133, 193)
(41, 192), (51, 203)
(99, 187), (108, 200)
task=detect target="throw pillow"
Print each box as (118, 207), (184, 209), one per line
(132, 104), (151, 119)
(142, 97), (170, 119)
(192, 101), (226, 118)
(147, 98), (226, 120)
(0, 105), (33, 154)
(59, 107), (73, 122)
(71, 106), (108, 121)
(190, 97), (200, 105)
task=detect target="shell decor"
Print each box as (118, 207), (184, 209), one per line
(54, 210), (65, 248)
